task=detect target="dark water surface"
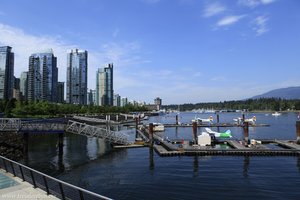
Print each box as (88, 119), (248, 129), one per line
(25, 112), (300, 199)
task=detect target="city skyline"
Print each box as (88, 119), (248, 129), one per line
(0, 0), (300, 104)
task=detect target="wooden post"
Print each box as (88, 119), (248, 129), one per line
(243, 122), (249, 144)
(296, 121), (300, 144)
(242, 114), (245, 122)
(192, 121), (198, 145)
(217, 114), (220, 124)
(176, 115), (179, 125)
(135, 117), (138, 135)
(149, 123), (154, 146)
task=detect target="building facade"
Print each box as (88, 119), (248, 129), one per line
(88, 89), (96, 105)
(57, 82), (64, 103)
(0, 46), (14, 100)
(20, 71), (28, 100)
(27, 49), (58, 102)
(113, 93), (121, 107)
(96, 63), (113, 106)
(66, 49), (88, 105)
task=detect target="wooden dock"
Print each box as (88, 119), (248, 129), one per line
(163, 123), (270, 128)
(275, 140), (300, 150)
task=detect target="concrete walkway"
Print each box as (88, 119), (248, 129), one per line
(0, 170), (58, 200)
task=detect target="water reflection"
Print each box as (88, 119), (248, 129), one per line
(243, 156), (250, 178)
(149, 146), (154, 171)
(193, 156), (199, 177)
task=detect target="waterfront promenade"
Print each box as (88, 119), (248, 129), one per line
(0, 170), (58, 200)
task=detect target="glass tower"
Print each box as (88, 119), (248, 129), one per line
(27, 49), (58, 102)
(20, 71), (28, 100)
(66, 49), (88, 105)
(0, 46), (14, 100)
(96, 63), (114, 106)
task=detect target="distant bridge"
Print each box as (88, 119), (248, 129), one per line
(0, 118), (129, 145)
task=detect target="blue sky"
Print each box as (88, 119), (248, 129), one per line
(0, 0), (300, 104)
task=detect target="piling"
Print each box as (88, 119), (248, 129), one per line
(135, 117), (139, 135)
(217, 114), (220, 124)
(192, 121), (198, 144)
(243, 122), (249, 144)
(296, 121), (300, 144)
(176, 115), (179, 125)
(149, 123), (154, 146)
(242, 114), (245, 122)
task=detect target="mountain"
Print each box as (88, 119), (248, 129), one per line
(251, 86), (300, 99)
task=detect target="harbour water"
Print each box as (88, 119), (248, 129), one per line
(24, 112), (300, 199)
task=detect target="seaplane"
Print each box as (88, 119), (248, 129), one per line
(192, 116), (213, 124)
(233, 116), (256, 125)
(204, 128), (232, 138)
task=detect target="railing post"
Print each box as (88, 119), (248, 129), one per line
(30, 170), (37, 188)
(217, 114), (220, 124)
(43, 176), (50, 195)
(176, 115), (179, 125)
(59, 182), (66, 200)
(79, 190), (84, 200)
(19, 165), (25, 181)
(10, 162), (16, 176)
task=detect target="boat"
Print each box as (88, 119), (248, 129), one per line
(153, 123), (165, 132)
(271, 112), (281, 116)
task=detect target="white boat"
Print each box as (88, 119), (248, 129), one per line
(153, 123), (165, 132)
(271, 112), (281, 116)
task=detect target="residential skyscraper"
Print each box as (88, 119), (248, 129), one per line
(88, 89), (96, 105)
(27, 49), (58, 102)
(0, 46), (14, 100)
(113, 93), (121, 107)
(66, 49), (88, 105)
(96, 63), (113, 106)
(20, 71), (28, 100)
(57, 82), (64, 103)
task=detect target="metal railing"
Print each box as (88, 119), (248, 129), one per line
(0, 156), (113, 200)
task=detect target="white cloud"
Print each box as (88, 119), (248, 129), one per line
(253, 15), (269, 36)
(238, 0), (276, 8)
(217, 15), (245, 26)
(0, 23), (75, 81)
(203, 2), (226, 18)
(0, 23), (148, 95)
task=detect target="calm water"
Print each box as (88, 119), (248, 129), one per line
(24, 112), (300, 199)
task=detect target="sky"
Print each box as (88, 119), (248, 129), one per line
(0, 0), (300, 104)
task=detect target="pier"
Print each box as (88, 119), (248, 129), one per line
(136, 121), (300, 157)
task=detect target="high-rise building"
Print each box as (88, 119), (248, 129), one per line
(113, 93), (121, 107)
(88, 89), (96, 105)
(0, 46), (14, 100)
(96, 63), (113, 106)
(27, 49), (58, 102)
(57, 82), (64, 103)
(13, 77), (21, 101)
(154, 97), (162, 110)
(66, 49), (88, 105)
(20, 71), (28, 100)
(121, 97), (128, 107)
